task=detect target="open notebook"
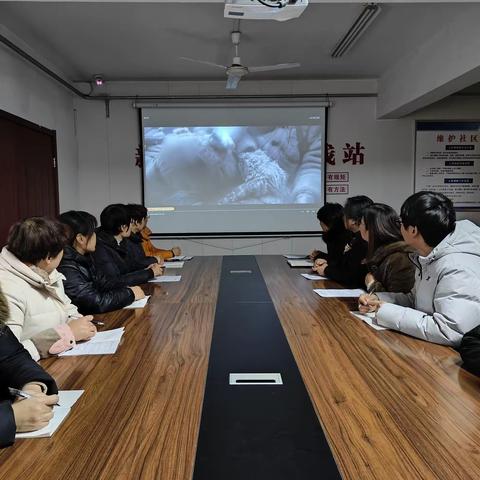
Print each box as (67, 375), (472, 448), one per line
(16, 390), (84, 438)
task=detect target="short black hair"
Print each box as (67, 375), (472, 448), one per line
(344, 195), (374, 222)
(362, 203), (402, 258)
(400, 191), (456, 248)
(59, 211), (97, 245)
(100, 204), (130, 235)
(126, 204), (148, 223)
(8, 217), (67, 264)
(317, 202), (346, 234)
(317, 203), (344, 227)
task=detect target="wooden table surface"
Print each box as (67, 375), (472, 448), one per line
(1, 255), (479, 480)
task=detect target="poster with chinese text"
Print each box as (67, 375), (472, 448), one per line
(415, 121), (480, 208)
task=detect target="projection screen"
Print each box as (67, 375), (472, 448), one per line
(141, 104), (327, 235)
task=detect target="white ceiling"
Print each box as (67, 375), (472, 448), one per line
(0, 2), (475, 83)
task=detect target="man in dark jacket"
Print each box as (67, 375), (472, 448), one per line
(0, 287), (58, 448)
(313, 196), (373, 288)
(124, 205), (161, 269)
(93, 205), (162, 286)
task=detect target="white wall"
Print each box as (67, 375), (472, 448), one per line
(0, 40), (78, 211)
(73, 85), (480, 255)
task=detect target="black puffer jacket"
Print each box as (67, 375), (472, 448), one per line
(323, 232), (368, 288)
(315, 227), (351, 267)
(459, 326), (480, 376)
(123, 233), (158, 269)
(0, 288), (58, 448)
(58, 246), (135, 314)
(92, 229), (154, 286)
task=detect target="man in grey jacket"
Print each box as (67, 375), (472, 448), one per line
(359, 191), (480, 347)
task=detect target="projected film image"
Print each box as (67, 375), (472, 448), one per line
(144, 126), (322, 206)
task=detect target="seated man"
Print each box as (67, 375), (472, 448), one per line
(124, 205), (163, 268)
(93, 204), (163, 286)
(131, 204), (181, 261)
(359, 191), (480, 347)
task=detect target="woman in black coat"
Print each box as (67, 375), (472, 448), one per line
(0, 287), (58, 448)
(313, 196), (373, 288)
(58, 211), (144, 314)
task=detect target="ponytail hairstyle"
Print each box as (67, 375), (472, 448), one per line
(59, 211), (98, 246)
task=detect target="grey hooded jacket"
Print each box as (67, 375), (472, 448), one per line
(376, 220), (480, 347)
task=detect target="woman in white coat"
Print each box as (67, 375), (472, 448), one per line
(0, 217), (96, 360)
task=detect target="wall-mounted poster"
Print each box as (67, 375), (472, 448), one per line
(415, 121), (480, 209)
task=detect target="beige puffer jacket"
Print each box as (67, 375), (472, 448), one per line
(0, 247), (80, 360)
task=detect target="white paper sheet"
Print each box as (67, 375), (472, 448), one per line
(287, 259), (314, 268)
(313, 288), (366, 298)
(164, 261), (184, 269)
(59, 328), (125, 356)
(149, 276), (182, 283)
(16, 390), (84, 438)
(351, 312), (388, 331)
(88, 328), (125, 342)
(123, 295), (151, 308)
(283, 254), (308, 260)
(169, 255), (193, 261)
(301, 273), (327, 280)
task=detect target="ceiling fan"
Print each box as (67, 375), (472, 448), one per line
(180, 30), (300, 90)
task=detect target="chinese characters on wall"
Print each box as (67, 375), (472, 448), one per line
(415, 122), (480, 208)
(326, 142), (366, 195)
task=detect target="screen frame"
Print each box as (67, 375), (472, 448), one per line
(139, 104), (328, 238)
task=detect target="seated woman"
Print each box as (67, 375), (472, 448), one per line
(459, 326), (480, 376)
(359, 203), (415, 293)
(134, 205), (182, 260)
(93, 204), (163, 285)
(310, 203), (350, 267)
(0, 286), (59, 448)
(0, 217), (96, 360)
(58, 211), (145, 314)
(313, 195), (373, 288)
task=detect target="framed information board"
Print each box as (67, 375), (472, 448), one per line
(415, 121), (480, 209)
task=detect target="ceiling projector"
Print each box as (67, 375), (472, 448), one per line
(224, 0), (308, 22)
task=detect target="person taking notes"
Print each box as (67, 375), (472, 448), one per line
(359, 192), (480, 347)
(0, 285), (59, 447)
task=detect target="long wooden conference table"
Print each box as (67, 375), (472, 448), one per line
(1, 255), (480, 479)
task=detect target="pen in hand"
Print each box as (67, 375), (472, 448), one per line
(8, 387), (60, 407)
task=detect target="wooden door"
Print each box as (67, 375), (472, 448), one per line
(0, 110), (59, 245)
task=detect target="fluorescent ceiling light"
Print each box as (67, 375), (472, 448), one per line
(331, 3), (382, 58)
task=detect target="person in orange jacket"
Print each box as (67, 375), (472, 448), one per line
(127, 205), (182, 261)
